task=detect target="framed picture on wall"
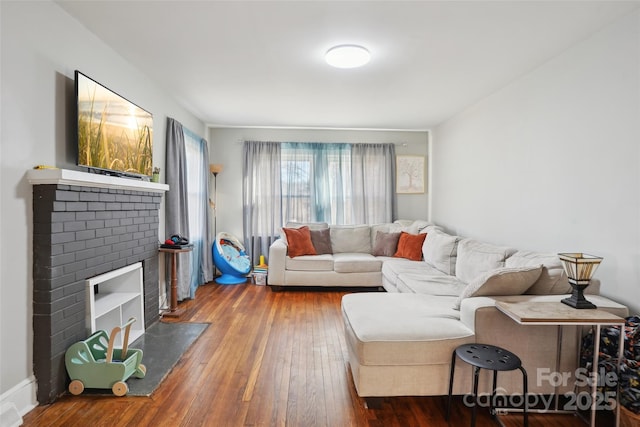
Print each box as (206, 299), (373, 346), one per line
(396, 155), (425, 194)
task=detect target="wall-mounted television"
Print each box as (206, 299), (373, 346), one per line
(75, 70), (153, 178)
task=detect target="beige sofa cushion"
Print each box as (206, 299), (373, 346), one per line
(422, 230), (460, 275)
(334, 253), (382, 273)
(382, 258), (443, 280)
(396, 273), (467, 296)
(506, 250), (571, 295)
(330, 225), (371, 254)
(285, 254), (334, 271)
(455, 239), (515, 284)
(454, 265), (543, 309)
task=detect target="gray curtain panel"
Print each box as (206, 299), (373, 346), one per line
(165, 117), (191, 300)
(197, 136), (214, 286)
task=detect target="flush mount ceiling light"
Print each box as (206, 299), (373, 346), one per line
(325, 44), (371, 69)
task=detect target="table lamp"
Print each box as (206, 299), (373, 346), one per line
(558, 253), (602, 309)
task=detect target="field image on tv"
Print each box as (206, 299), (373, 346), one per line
(77, 73), (153, 176)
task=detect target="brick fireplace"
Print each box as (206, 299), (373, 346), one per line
(29, 169), (168, 403)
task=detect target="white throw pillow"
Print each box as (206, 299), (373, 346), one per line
(454, 265), (543, 309)
(330, 225), (371, 254)
(422, 230), (460, 275)
(455, 239), (515, 284)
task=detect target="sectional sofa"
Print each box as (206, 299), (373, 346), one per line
(267, 220), (628, 402)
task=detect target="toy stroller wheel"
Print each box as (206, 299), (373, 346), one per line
(135, 364), (147, 378)
(112, 381), (128, 396)
(69, 380), (84, 395)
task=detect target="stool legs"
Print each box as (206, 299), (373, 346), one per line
(490, 370), (498, 416)
(519, 366), (528, 427)
(471, 366), (480, 427)
(446, 350), (456, 421)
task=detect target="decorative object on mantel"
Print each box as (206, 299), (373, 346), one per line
(151, 167), (160, 182)
(558, 252), (603, 309)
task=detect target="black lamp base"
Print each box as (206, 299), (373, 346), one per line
(561, 283), (597, 309)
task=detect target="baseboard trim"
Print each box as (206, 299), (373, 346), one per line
(0, 376), (37, 425)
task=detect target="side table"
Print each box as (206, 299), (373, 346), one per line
(495, 301), (625, 427)
(159, 246), (193, 318)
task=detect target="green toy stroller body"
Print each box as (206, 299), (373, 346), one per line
(65, 317), (146, 396)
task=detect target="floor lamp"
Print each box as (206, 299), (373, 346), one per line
(210, 164), (223, 277)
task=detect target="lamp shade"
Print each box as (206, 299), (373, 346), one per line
(558, 253), (602, 285)
(210, 164), (224, 175)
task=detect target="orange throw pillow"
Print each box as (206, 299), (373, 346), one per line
(282, 226), (317, 258)
(393, 231), (427, 261)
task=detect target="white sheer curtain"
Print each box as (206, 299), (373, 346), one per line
(282, 142), (395, 225)
(282, 142), (351, 224)
(351, 143), (396, 224)
(184, 129), (214, 297)
(243, 141), (282, 265)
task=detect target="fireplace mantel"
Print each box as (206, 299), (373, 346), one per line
(27, 168), (169, 193)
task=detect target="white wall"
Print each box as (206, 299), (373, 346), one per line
(432, 11), (640, 315)
(208, 127), (429, 239)
(0, 0), (204, 414)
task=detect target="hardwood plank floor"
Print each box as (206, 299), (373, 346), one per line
(23, 283), (590, 426)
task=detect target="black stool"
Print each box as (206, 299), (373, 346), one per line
(446, 343), (528, 427)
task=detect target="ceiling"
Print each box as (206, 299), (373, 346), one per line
(57, 1), (639, 130)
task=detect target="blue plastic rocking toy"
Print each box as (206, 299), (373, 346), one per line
(212, 232), (251, 284)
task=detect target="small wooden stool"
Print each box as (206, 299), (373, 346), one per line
(446, 343), (528, 427)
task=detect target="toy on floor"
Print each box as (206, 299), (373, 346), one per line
(65, 317), (146, 396)
(213, 231), (251, 284)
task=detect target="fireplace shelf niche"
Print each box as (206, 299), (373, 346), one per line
(86, 262), (145, 346)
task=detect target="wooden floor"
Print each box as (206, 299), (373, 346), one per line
(24, 283), (590, 426)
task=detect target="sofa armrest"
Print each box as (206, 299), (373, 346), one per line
(267, 239), (287, 286)
(459, 297), (496, 332)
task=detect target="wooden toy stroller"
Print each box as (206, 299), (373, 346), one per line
(65, 317), (146, 396)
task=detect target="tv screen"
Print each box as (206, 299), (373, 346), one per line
(75, 70), (153, 177)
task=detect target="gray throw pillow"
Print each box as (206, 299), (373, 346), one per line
(372, 231), (401, 257)
(310, 228), (333, 255)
